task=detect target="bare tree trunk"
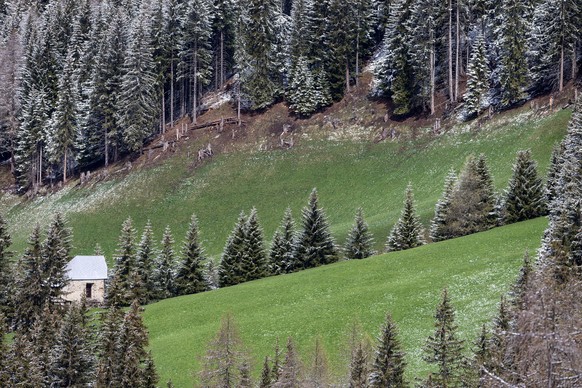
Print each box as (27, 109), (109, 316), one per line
(192, 41), (198, 124)
(161, 89), (166, 134)
(237, 82), (241, 126)
(170, 60), (174, 126)
(104, 124), (109, 167)
(430, 30), (436, 115)
(455, 0), (460, 102)
(63, 148), (67, 183)
(39, 145), (43, 187)
(355, 20), (360, 87)
(448, 0), (454, 103)
(345, 59), (350, 94)
(560, 43), (564, 92)
(572, 43), (577, 81)
(220, 30), (225, 88)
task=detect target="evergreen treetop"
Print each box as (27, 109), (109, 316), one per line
(386, 184), (426, 252)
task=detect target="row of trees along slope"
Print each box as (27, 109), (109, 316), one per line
(102, 144), (548, 306)
(0, 0), (579, 191)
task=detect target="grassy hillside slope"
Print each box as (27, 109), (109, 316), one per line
(144, 217), (547, 386)
(0, 109), (569, 260)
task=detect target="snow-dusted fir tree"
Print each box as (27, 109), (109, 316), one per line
(269, 208), (295, 275)
(180, 0), (214, 123)
(236, 0), (282, 110)
(430, 169), (457, 242)
(493, 0), (529, 107)
(288, 56), (317, 116)
(408, 0), (444, 115)
(175, 214), (208, 295)
(40, 213), (72, 304)
(539, 101), (582, 262)
(47, 50), (79, 183)
(344, 207), (375, 260)
(49, 303), (95, 386)
(445, 155), (497, 238)
(386, 184), (426, 252)
(241, 208), (269, 281)
(211, 0), (237, 90)
(423, 289), (465, 387)
(368, 314), (406, 387)
(501, 150), (546, 224)
(14, 225), (45, 328)
(86, 7), (126, 167)
(0, 214), (12, 313)
(464, 33), (490, 119)
(154, 226), (176, 300)
(292, 189), (338, 271)
(118, 4), (158, 152)
(528, 0), (580, 93)
(114, 301), (157, 387)
(219, 212), (247, 287)
(545, 142), (565, 205)
(107, 217), (138, 307)
(134, 220), (156, 304)
(374, 0), (412, 115)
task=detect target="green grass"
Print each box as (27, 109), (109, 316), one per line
(1, 109), (570, 262)
(144, 217), (547, 386)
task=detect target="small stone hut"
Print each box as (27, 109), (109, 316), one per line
(63, 255), (108, 304)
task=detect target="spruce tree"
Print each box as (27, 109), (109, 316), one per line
(493, 0), (529, 107)
(269, 208), (296, 275)
(0, 214), (12, 317)
(219, 212), (247, 287)
(344, 207), (375, 260)
(96, 307), (123, 387)
(241, 207), (269, 281)
(0, 313), (8, 385)
(545, 142), (565, 206)
(446, 155), (497, 238)
(154, 226), (176, 300)
(502, 150), (547, 224)
(115, 301), (155, 387)
(107, 217), (138, 307)
(118, 4), (159, 152)
(288, 56), (318, 116)
(134, 220), (156, 304)
(180, 0), (214, 122)
(47, 49), (79, 183)
(386, 184), (426, 252)
(175, 214), (208, 295)
(49, 303), (95, 387)
(40, 213), (72, 303)
(423, 289), (465, 388)
(430, 169), (457, 242)
(14, 225), (45, 329)
(375, 0), (413, 115)
(292, 189), (338, 271)
(236, 0), (283, 110)
(368, 313), (406, 387)
(463, 33), (490, 119)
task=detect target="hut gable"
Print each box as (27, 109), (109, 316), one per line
(63, 256), (108, 304)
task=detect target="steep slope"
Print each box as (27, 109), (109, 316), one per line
(144, 217), (548, 386)
(0, 109), (570, 260)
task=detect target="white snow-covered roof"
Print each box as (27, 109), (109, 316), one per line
(66, 256), (108, 280)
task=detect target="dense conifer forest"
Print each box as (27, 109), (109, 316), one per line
(0, 0), (580, 192)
